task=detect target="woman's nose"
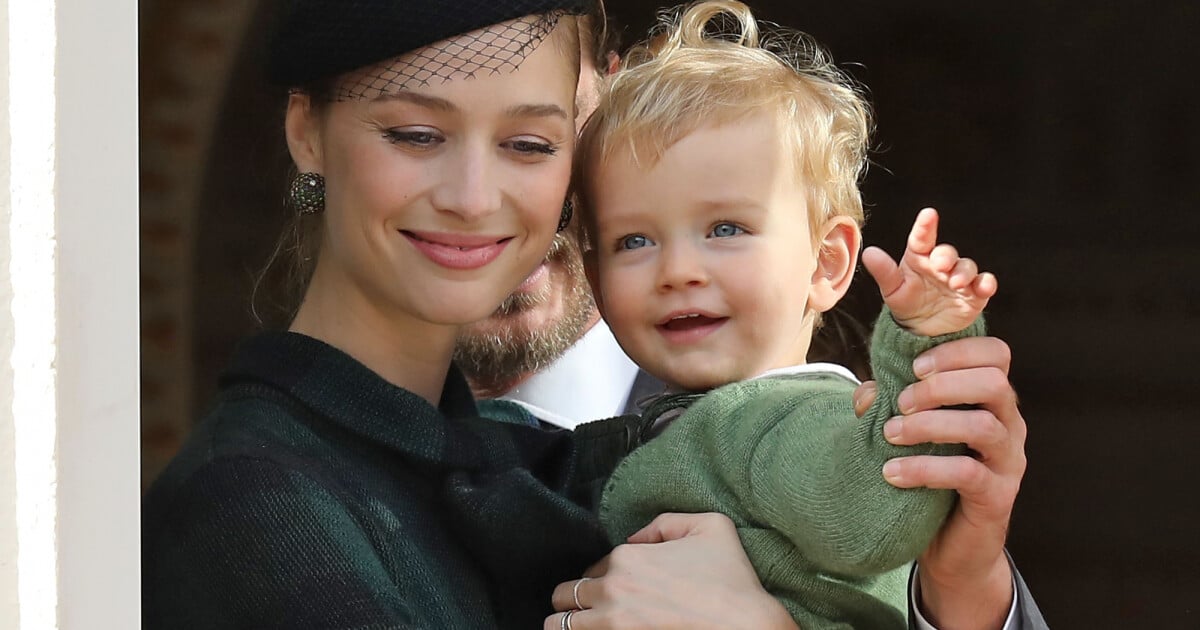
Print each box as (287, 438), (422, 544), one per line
(431, 145), (502, 222)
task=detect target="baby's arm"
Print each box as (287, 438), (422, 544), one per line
(739, 210), (996, 574)
(862, 207), (996, 337)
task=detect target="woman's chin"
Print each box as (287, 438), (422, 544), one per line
(424, 295), (512, 328)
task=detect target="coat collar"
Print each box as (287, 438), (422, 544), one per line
(220, 331), (484, 469)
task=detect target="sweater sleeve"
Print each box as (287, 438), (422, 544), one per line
(717, 310), (983, 577)
(143, 457), (416, 630)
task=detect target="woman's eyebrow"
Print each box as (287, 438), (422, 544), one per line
(371, 92), (567, 122)
(504, 103), (570, 121)
(373, 91), (456, 112)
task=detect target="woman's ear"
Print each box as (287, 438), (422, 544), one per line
(605, 51), (621, 75)
(285, 91), (324, 173)
(808, 216), (862, 313)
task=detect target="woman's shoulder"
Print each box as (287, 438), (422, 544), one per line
(143, 387), (327, 507)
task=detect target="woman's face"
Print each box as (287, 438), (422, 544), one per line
(291, 19), (578, 329)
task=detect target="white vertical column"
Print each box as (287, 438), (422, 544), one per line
(55, 0), (141, 627)
(7, 0), (60, 627)
(0, 1), (19, 627)
(1, 0), (140, 627)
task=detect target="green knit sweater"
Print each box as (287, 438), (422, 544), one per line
(599, 310), (983, 629)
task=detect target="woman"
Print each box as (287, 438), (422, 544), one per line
(144, 1), (1034, 628)
(141, 1), (788, 627)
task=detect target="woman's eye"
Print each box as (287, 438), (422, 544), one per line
(618, 234), (651, 251)
(709, 222), (744, 238)
(384, 129), (442, 147)
(506, 139), (559, 156)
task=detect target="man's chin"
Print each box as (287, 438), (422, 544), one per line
(468, 296), (564, 340)
(453, 240), (597, 391)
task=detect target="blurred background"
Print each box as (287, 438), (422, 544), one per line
(140, 0), (1200, 626)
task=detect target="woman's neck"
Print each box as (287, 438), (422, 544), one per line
(289, 273), (457, 406)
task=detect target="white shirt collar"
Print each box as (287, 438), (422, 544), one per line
(751, 362), (861, 385)
(498, 320), (640, 430)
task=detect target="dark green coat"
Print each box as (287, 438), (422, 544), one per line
(142, 332), (638, 629)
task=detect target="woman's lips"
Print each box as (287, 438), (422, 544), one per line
(402, 230), (512, 270)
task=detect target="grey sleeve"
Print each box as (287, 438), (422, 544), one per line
(1011, 554), (1050, 629)
(907, 551), (1049, 630)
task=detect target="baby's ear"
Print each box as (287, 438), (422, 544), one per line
(808, 216), (861, 313)
(583, 248), (606, 317)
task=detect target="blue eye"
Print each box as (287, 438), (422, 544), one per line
(618, 234), (651, 250)
(710, 222), (744, 238)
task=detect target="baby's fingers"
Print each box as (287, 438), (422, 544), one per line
(973, 271), (999, 299)
(862, 246), (903, 297)
(948, 257), (979, 291)
(906, 207), (941, 256)
(929, 243), (960, 274)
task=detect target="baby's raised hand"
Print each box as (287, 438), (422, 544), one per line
(861, 208), (996, 337)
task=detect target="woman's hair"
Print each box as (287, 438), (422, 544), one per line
(573, 0), (873, 247)
(579, 0), (620, 72)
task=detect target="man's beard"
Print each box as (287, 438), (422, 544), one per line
(453, 232), (596, 395)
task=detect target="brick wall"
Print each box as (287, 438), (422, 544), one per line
(139, 0), (263, 485)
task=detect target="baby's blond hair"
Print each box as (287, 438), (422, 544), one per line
(574, 0), (872, 246)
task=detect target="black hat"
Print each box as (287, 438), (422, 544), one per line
(268, 0), (594, 88)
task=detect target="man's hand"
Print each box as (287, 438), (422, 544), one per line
(854, 336), (1026, 629)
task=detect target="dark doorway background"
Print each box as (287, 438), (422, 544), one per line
(186, 1), (1200, 626)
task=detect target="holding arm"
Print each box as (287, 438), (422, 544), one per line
(854, 209), (1041, 628)
(742, 208), (997, 572)
(855, 336), (1039, 629)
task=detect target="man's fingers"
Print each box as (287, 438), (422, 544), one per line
(898, 369), (1027, 454)
(912, 336), (1012, 379)
(899, 367), (1015, 414)
(884, 454), (1021, 526)
(883, 408), (1007, 452)
(883, 454), (991, 494)
(853, 381), (878, 417)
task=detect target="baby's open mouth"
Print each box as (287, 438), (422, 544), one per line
(659, 313), (728, 332)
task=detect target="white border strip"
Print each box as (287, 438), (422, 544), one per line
(8, 0), (59, 627)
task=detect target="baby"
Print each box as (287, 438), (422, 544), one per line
(571, 1), (997, 627)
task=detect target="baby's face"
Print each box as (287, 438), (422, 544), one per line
(588, 114), (823, 391)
